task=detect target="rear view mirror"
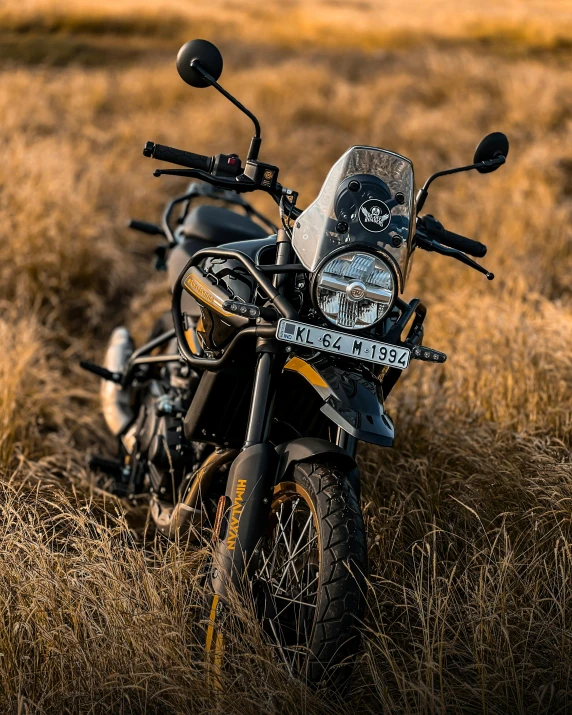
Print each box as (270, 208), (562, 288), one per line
(173, 38), (262, 162)
(176, 39), (223, 88)
(473, 132), (509, 173)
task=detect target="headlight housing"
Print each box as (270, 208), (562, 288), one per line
(315, 251), (396, 330)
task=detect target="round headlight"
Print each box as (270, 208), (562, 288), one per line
(315, 251), (396, 330)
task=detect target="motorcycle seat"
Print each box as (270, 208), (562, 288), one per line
(180, 205), (268, 244)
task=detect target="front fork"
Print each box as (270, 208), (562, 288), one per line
(211, 231), (292, 600)
(210, 344), (360, 601)
(210, 343), (280, 603)
(206, 229), (359, 666)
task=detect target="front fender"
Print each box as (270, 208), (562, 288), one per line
(284, 356), (394, 447)
(275, 436), (356, 478)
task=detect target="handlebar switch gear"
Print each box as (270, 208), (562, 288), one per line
(244, 160), (279, 189)
(213, 153), (242, 178)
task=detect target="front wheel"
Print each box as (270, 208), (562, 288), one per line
(255, 462), (368, 686)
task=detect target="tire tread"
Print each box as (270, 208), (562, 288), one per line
(288, 462), (367, 686)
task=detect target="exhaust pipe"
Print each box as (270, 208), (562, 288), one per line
(101, 327), (134, 436)
(150, 499), (203, 538)
(151, 448), (238, 539)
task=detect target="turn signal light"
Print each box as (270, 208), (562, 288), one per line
(411, 346), (447, 363)
(222, 300), (260, 319)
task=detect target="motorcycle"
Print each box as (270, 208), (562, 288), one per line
(82, 39), (509, 687)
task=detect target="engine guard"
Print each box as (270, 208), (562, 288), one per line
(283, 356), (394, 447)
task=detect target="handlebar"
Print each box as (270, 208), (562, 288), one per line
(416, 215), (493, 279)
(144, 140), (302, 222)
(422, 215), (487, 258)
(143, 141), (214, 173)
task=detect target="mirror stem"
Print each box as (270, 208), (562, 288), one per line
(248, 136), (262, 162)
(416, 188), (429, 213)
(190, 60), (262, 161)
(416, 155), (505, 212)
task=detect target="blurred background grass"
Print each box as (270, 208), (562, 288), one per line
(1, 0), (572, 712)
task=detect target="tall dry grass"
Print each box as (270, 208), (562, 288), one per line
(1, 1), (572, 712)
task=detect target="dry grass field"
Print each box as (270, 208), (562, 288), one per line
(2, 0), (572, 712)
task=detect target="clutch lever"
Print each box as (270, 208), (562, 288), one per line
(153, 168), (295, 204)
(153, 167), (258, 194)
(415, 233), (494, 280)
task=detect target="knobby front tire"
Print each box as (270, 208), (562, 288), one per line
(257, 461), (368, 686)
(204, 461), (367, 688)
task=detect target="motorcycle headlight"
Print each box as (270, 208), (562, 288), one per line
(315, 251), (396, 330)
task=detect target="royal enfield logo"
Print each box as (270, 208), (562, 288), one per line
(358, 199), (391, 233)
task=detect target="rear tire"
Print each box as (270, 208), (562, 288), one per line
(256, 461), (367, 686)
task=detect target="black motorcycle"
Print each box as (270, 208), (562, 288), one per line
(83, 39), (509, 686)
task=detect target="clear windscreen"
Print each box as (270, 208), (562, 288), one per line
(292, 146), (415, 289)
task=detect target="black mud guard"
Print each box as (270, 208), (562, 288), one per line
(275, 437), (356, 479)
(275, 437), (360, 497)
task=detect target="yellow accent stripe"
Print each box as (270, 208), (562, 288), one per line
(205, 594), (219, 653)
(205, 593), (224, 691)
(184, 327), (201, 356)
(213, 632), (224, 686)
(183, 273), (233, 317)
(284, 356), (328, 388)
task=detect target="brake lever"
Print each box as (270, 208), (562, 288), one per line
(415, 233), (494, 280)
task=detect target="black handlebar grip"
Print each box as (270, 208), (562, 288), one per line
(437, 229), (487, 258)
(423, 216), (487, 258)
(127, 219), (165, 236)
(143, 141), (213, 172)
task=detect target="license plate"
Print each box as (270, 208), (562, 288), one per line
(276, 319), (410, 369)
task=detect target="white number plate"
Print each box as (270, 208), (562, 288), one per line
(276, 319), (410, 369)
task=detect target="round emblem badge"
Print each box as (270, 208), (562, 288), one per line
(358, 198), (392, 233)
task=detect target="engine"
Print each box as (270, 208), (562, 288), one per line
(129, 359), (202, 498)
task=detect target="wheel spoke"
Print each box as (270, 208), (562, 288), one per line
(274, 524), (315, 594)
(273, 579), (319, 619)
(258, 487), (320, 674)
(258, 500), (304, 582)
(288, 532), (318, 564)
(276, 498), (302, 583)
(273, 511), (314, 593)
(289, 513), (314, 564)
(259, 498), (298, 577)
(267, 615), (295, 675)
